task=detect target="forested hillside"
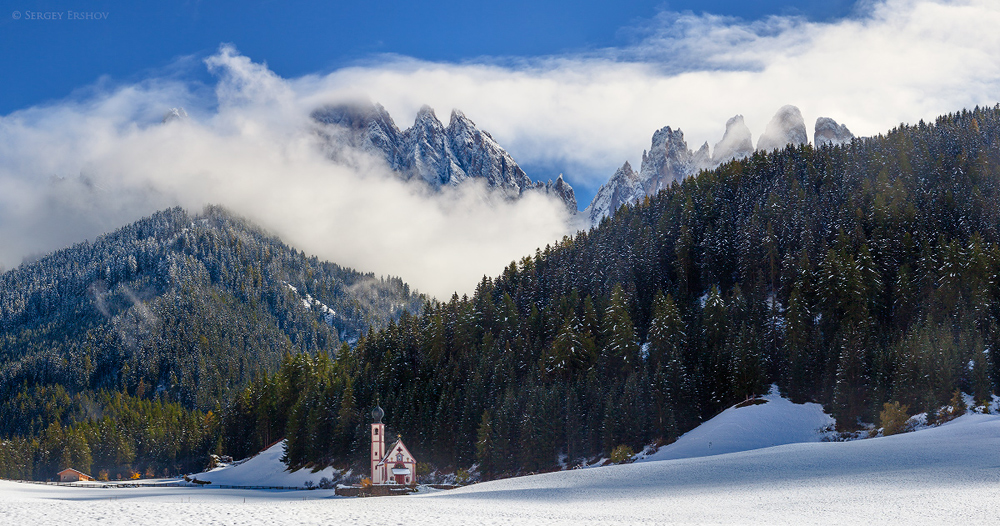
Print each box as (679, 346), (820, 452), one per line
(0, 206), (422, 479)
(229, 106), (1000, 477)
(6, 106), (1000, 483)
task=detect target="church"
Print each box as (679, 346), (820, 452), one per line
(370, 405), (417, 485)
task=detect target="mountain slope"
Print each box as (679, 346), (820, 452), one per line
(0, 206), (422, 411)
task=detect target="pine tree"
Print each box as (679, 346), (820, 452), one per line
(543, 315), (596, 377)
(475, 410), (495, 478)
(701, 285), (731, 413)
(600, 284), (639, 375)
(647, 292), (687, 439)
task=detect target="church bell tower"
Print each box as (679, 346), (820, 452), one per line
(370, 404), (386, 484)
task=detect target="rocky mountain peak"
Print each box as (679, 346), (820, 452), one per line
(585, 161), (646, 227)
(693, 142), (711, 173)
(757, 105), (808, 152)
(406, 106), (457, 186)
(640, 126), (694, 196)
(535, 174), (578, 215)
(713, 115), (754, 165)
(449, 108), (470, 125)
(814, 117), (854, 147)
(414, 105), (440, 125)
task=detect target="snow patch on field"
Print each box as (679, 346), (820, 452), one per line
(640, 385), (835, 462)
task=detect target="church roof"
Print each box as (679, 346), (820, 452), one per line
(374, 438), (416, 468)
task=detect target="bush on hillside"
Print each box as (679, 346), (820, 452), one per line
(879, 402), (909, 436)
(939, 389), (967, 423)
(610, 445), (635, 464)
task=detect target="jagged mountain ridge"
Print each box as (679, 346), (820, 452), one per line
(585, 106), (853, 227)
(310, 100), (854, 229)
(312, 102), (577, 214)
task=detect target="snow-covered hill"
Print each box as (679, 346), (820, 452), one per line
(639, 385), (834, 462)
(189, 441), (340, 488)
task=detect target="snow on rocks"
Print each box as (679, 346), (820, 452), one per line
(639, 126), (697, 197)
(311, 101), (577, 212)
(814, 117), (854, 147)
(584, 107), (816, 229)
(585, 161), (645, 226)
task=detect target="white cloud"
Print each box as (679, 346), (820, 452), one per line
(2, 0), (998, 295)
(0, 46), (570, 298)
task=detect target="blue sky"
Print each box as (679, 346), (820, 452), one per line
(1, 1), (857, 115)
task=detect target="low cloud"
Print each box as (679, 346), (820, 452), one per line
(2, 0), (998, 296)
(0, 47), (570, 298)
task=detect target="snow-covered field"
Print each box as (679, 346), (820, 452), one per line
(4, 404), (1000, 525)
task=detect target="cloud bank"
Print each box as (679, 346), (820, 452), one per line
(2, 0), (998, 296)
(0, 47), (570, 298)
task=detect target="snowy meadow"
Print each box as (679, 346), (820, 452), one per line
(3, 410), (999, 525)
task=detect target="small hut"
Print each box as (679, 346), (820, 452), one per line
(58, 468), (94, 482)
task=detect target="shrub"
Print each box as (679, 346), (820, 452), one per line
(879, 401), (909, 436)
(925, 405), (938, 426)
(360, 477), (372, 489)
(455, 468), (473, 485)
(610, 444), (635, 464)
(416, 462), (434, 480)
(941, 389), (967, 422)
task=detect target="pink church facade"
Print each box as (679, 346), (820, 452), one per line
(370, 405), (417, 485)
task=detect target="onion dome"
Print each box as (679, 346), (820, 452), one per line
(372, 405), (384, 424)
